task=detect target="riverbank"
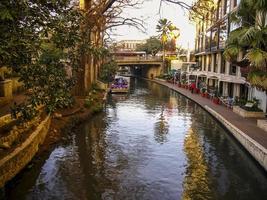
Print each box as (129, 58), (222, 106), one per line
(39, 92), (106, 154)
(151, 78), (267, 172)
(0, 89), (106, 189)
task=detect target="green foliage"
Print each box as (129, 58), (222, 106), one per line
(240, 98), (263, 112)
(91, 103), (103, 114)
(224, 0), (267, 90)
(136, 37), (162, 55)
(99, 60), (118, 83)
(156, 18), (179, 44)
(0, 0), (105, 120)
(189, 0), (216, 22)
(19, 42), (75, 114)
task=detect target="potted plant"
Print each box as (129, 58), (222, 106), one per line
(212, 87), (220, 104)
(200, 88), (206, 97)
(194, 88), (200, 94)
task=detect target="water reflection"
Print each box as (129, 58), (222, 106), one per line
(4, 78), (267, 200)
(154, 104), (169, 144)
(182, 128), (215, 200)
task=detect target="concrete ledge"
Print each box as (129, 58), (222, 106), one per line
(96, 80), (108, 90)
(154, 78), (166, 82)
(205, 106), (267, 171)
(233, 106), (265, 118)
(0, 80), (12, 97)
(258, 120), (267, 132)
(0, 115), (51, 188)
(0, 114), (12, 128)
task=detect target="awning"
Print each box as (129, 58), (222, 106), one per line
(220, 78), (246, 84)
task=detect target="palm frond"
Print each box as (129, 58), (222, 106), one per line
(223, 45), (241, 61)
(240, 26), (257, 45)
(248, 70), (267, 90)
(245, 48), (267, 69)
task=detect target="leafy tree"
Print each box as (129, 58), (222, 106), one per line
(99, 60), (118, 83)
(0, 0), (97, 119)
(156, 18), (179, 71)
(162, 0), (216, 22)
(165, 39), (177, 52)
(136, 37), (162, 56)
(224, 0), (267, 90)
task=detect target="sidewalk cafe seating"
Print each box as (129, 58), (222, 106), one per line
(219, 96), (234, 108)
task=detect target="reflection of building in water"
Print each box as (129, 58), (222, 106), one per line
(154, 105), (169, 144)
(182, 128), (215, 200)
(166, 96), (178, 111)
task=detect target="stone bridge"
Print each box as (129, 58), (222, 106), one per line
(114, 56), (163, 79)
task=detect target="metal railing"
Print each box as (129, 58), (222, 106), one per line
(114, 56), (162, 62)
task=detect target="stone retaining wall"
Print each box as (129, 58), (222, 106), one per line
(0, 115), (51, 188)
(0, 114), (12, 128)
(96, 80), (108, 90)
(205, 106), (267, 171)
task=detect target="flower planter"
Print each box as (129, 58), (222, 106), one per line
(233, 106), (265, 118)
(201, 93), (205, 97)
(194, 88), (200, 94)
(213, 97), (220, 104)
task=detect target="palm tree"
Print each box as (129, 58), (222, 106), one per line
(224, 0), (267, 90)
(156, 18), (180, 73)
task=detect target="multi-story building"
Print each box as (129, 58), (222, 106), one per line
(193, 0), (246, 99)
(116, 40), (146, 51)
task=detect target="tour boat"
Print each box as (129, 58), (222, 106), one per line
(110, 76), (130, 93)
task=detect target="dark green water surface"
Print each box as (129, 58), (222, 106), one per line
(4, 79), (267, 200)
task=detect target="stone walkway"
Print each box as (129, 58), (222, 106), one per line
(152, 79), (267, 150)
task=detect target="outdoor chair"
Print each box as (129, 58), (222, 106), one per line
(219, 96), (234, 108)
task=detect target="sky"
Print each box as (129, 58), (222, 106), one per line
(111, 0), (196, 49)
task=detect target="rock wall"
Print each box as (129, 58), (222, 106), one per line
(0, 115), (51, 188)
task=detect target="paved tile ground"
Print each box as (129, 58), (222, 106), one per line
(153, 79), (267, 149)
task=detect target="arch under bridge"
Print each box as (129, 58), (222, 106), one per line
(114, 56), (164, 79)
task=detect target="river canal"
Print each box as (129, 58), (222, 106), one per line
(4, 79), (267, 200)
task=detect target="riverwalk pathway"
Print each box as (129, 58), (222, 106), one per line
(152, 79), (267, 170)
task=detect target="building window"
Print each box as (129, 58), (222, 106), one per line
(211, 27), (219, 50)
(202, 56), (207, 71)
(205, 30), (211, 51)
(214, 54), (219, 73)
(198, 57), (202, 69)
(218, 0), (223, 19)
(219, 19), (228, 48)
(230, 64), (237, 75)
(224, 0), (230, 15)
(221, 56), (226, 73)
(208, 55), (212, 71)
